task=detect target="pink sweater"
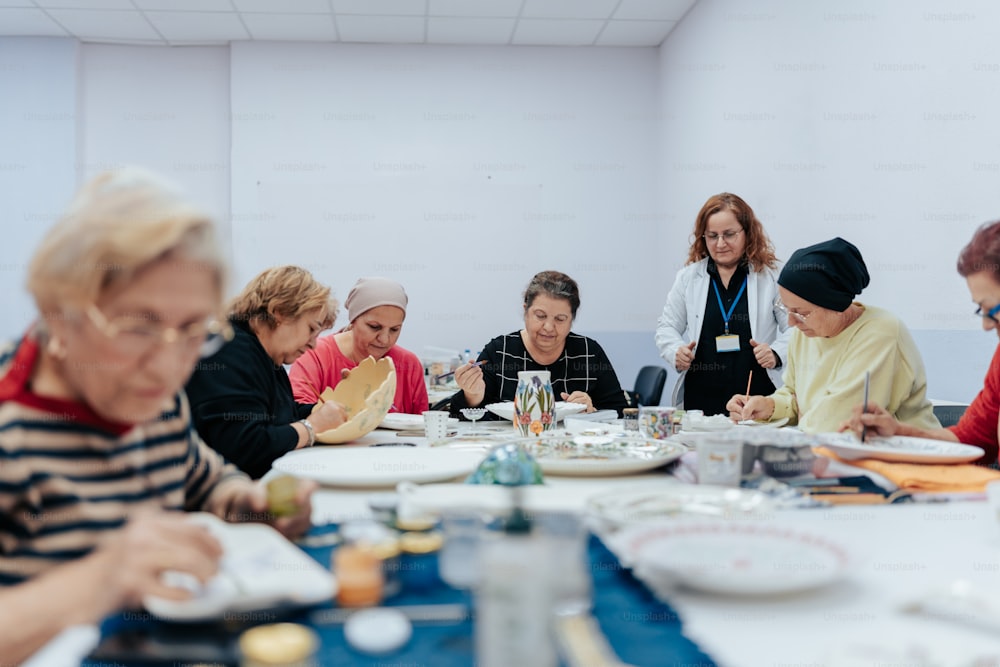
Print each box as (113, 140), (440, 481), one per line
(289, 337), (429, 415)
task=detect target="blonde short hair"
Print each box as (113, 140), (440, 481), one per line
(228, 266), (337, 330)
(27, 167), (227, 315)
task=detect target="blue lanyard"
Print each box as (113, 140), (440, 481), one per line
(712, 276), (747, 335)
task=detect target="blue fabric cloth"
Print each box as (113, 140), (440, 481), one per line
(88, 524), (716, 666)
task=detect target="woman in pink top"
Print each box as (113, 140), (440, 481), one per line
(290, 277), (428, 414)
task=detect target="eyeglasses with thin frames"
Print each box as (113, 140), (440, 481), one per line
(975, 303), (1000, 323)
(85, 304), (234, 359)
(703, 229), (743, 243)
(773, 297), (810, 324)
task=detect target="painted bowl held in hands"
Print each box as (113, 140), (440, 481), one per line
(312, 356), (397, 444)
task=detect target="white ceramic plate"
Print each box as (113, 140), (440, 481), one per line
(272, 446), (487, 487)
(815, 433), (984, 464)
(682, 414), (736, 431)
(587, 484), (771, 534)
(522, 435), (686, 477)
(378, 413), (459, 431)
(398, 482), (592, 516)
(485, 401), (587, 422)
(624, 521), (850, 596)
(143, 514), (335, 621)
(736, 417), (790, 428)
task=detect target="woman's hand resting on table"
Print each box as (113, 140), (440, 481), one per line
(455, 361), (486, 407)
(726, 394), (775, 422)
(560, 391), (595, 413)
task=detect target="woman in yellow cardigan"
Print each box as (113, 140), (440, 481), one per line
(726, 237), (939, 433)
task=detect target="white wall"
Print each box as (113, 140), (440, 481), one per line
(80, 44), (232, 250)
(229, 42), (659, 384)
(0, 38), (79, 336)
(654, 0), (1000, 402)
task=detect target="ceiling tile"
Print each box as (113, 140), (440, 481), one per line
(0, 8), (66, 34)
(429, 0), (522, 18)
(336, 14), (424, 42)
(34, 0), (133, 7)
(428, 17), (514, 44)
(334, 0), (426, 17)
(243, 13), (337, 40)
(234, 0), (331, 13)
(513, 18), (603, 46)
(45, 9), (160, 40)
(145, 11), (249, 42)
(133, 0), (233, 10)
(596, 19), (674, 46)
(614, 0), (696, 21)
(521, 0), (618, 20)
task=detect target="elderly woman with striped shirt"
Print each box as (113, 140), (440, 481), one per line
(451, 270), (629, 418)
(0, 168), (315, 663)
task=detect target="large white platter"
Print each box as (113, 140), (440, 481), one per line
(587, 483), (771, 534)
(378, 413), (459, 430)
(623, 521), (850, 596)
(272, 446), (486, 487)
(522, 435), (686, 477)
(815, 433), (984, 464)
(143, 513), (335, 621)
(485, 401), (586, 422)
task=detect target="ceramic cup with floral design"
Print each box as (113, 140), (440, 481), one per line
(638, 406), (676, 440)
(513, 370), (555, 437)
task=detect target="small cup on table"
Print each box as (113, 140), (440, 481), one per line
(696, 432), (743, 487)
(422, 410), (450, 442)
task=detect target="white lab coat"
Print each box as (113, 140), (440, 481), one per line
(654, 258), (791, 406)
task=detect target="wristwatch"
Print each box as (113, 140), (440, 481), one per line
(299, 418), (317, 447)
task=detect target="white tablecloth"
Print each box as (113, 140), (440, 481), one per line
(303, 426), (1000, 666)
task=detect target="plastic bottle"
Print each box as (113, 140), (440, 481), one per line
(475, 496), (556, 667)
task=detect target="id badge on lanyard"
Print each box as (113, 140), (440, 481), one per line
(713, 277), (747, 354)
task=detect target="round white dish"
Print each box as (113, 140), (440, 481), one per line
(272, 447), (487, 487)
(484, 401), (586, 422)
(519, 435), (686, 477)
(378, 413), (460, 431)
(625, 521), (850, 596)
(815, 433), (984, 464)
(586, 483), (771, 534)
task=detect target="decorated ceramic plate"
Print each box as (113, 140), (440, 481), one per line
(508, 435), (685, 476)
(622, 521), (850, 596)
(272, 447), (487, 487)
(485, 401), (587, 422)
(144, 514), (335, 621)
(815, 433), (984, 464)
(586, 483), (771, 532)
(378, 413), (459, 431)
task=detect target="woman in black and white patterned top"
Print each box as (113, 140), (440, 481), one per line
(451, 271), (628, 418)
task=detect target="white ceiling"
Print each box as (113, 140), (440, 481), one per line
(0, 0), (697, 47)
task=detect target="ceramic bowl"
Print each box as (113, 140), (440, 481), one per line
(312, 356), (397, 444)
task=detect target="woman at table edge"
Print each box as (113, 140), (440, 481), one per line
(450, 270), (629, 417)
(0, 168), (315, 664)
(843, 220), (1000, 464)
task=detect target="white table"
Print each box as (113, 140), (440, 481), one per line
(300, 426), (1000, 667)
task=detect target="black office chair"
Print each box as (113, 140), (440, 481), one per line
(630, 365), (667, 407)
(932, 403), (968, 428)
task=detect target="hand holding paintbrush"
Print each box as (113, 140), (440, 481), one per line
(861, 371), (870, 443)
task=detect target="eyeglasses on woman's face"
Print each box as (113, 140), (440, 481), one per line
(703, 229), (743, 244)
(85, 304), (233, 359)
(975, 302), (1000, 323)
(773, 297), (811, 324)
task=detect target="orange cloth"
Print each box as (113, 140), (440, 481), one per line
(814, 446), (1000, 493)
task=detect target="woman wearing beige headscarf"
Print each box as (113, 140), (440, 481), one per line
(290, 277), (429, 414)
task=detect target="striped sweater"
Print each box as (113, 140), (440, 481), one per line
(0, 331), (249, 585)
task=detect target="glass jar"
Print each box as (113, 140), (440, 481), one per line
(622, 408), (639, 432)
(239, 623), (318, 667)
